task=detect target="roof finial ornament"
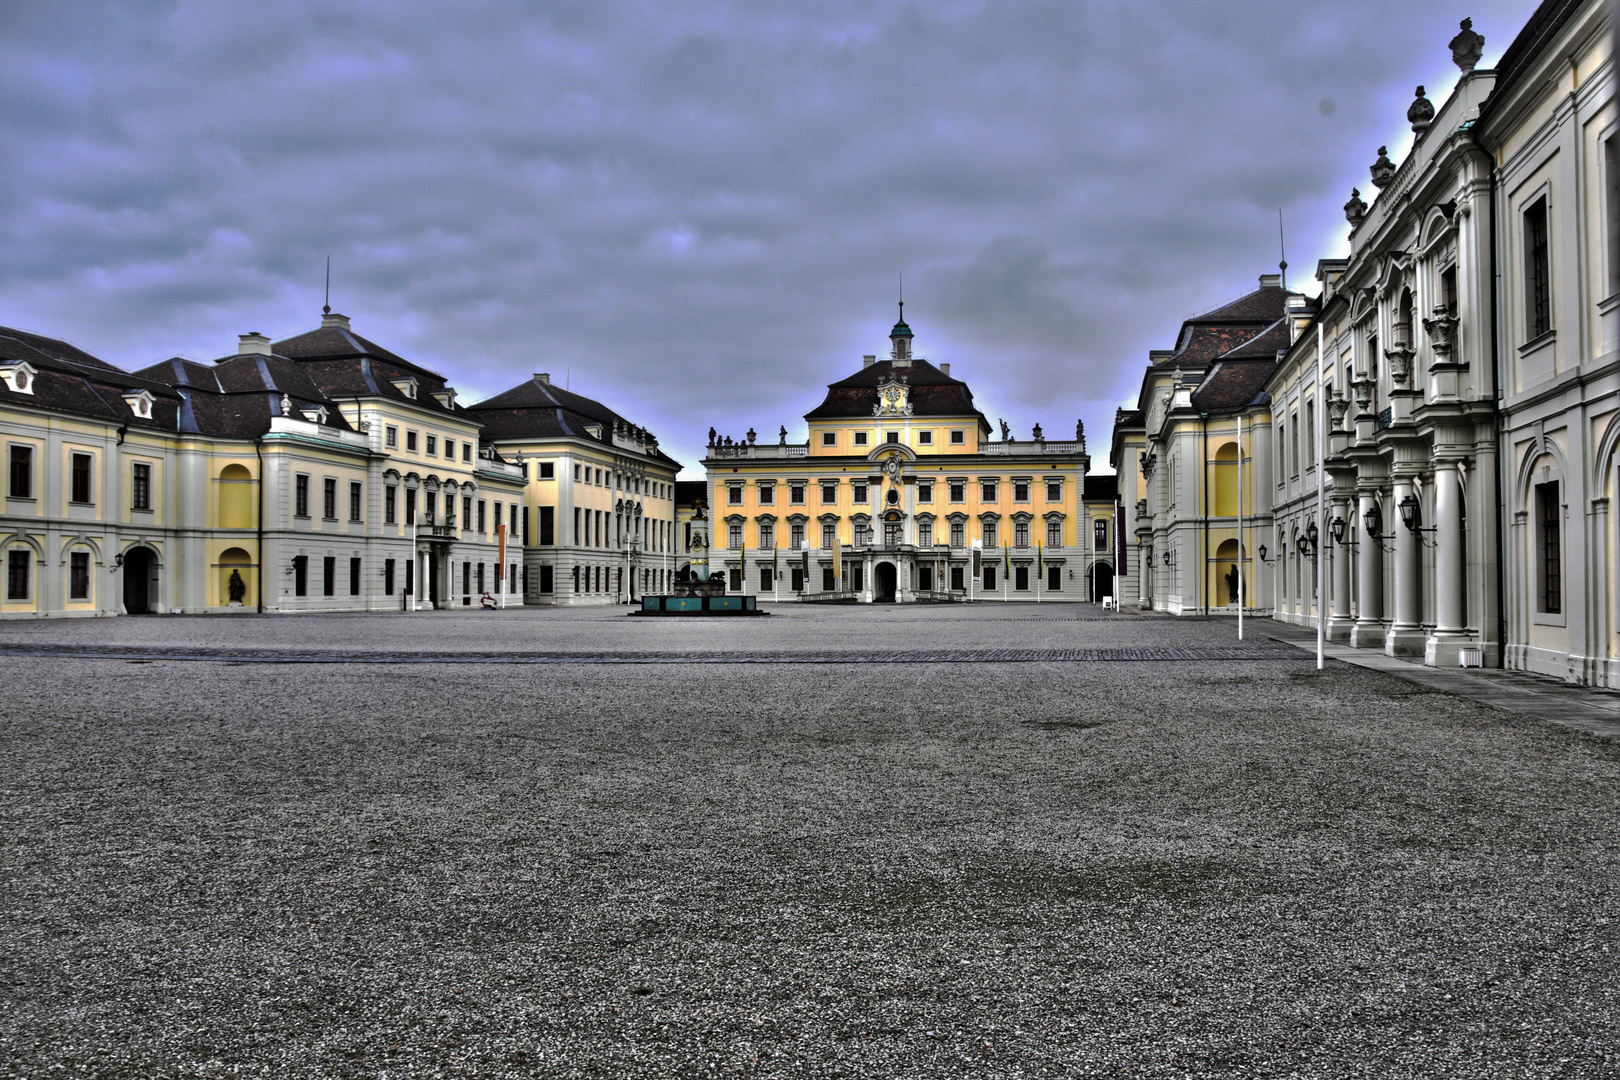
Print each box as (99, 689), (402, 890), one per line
(323, 255), (331, 316)
(1277, 209), (1288, 291)
(1408, 86), (1434, 133)
(1450, 18), (1485, 74)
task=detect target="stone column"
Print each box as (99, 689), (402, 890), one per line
(1425, 457), (1470, 665)
(1328, 496), (1353, 641)
(1351, 487), (1385, 648)
(1386, 473), (1426, 657)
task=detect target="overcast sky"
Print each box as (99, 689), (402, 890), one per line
(1, 1), (1528, 476)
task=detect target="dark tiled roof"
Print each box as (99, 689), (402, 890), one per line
(1479, 0), (1581, 119)
(272, 319), (468, 419)
(0, 325), (181, 432)
(469, 374), (682, 469)
(1214, 318), (1291, 360)
(1154, 285), (1298, 370)
(804, 358), (987, 422)
(1083, 475), (1118, 501)
(1192, 359), (1276, 414)
(131, 351), (357, 438)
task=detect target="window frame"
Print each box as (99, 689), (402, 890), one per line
(131, 462), (153, 512)
(70, 452), (94, 504)
(1524, 194), (1552, 341)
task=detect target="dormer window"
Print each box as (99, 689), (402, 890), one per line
(586, 424), (603, 439)
(302, 406), (329, 425)
(391, 377), (418, 400)
(122, 389), (155, 419)
(432, 388), (456, 408)
(1, 362), (37, 395)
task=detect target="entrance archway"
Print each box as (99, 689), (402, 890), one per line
(1090, 562), (1114, 602)
(122, 546), (158, 614)
(874, 561), (898, 602)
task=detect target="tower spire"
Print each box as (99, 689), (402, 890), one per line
(1277, 209), (1288, 292)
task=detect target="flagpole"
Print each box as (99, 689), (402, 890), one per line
(1237, 413), (1244, 641)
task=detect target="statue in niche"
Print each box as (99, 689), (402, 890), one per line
(1224, 564), (1239, 605)
(228, 569), (246, 604)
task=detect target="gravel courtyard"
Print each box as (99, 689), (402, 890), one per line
(1, 605), (1616, 1078)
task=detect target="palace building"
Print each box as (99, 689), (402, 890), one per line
(703, 310), (1100, 602)
(1112, 0), (1619, 689)
(0, 310), (674, 616)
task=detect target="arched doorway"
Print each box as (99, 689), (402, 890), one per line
(874, 561), (897, 602)
(1091, 562), (1114, 602)
(122, 546), (158, 614)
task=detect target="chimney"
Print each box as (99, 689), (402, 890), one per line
(238, 332), (272, 356)
(1259, 273), (1282, 289)
(321, 312), (351, 330)
(534, 373), (551, 385)
(862, 354), (876, 367)
(940, 363), (951, 377)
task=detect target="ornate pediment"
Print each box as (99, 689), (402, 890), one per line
(872, 376), (913, 417)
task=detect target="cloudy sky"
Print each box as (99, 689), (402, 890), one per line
(1, 0), (1528, 476)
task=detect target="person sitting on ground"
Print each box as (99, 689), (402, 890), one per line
(480, 592), (496, 609)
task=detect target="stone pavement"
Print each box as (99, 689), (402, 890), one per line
(1259, 620), (1620, 741)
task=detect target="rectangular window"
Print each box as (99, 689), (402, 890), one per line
(728, 485), (743, 505)
(981, 480), (997, 502)
(385, 559), (396, 595)
(385, 486), (397, 524)
(729, 568), (742, 591)
(790, 522), (804, 548)
(950, 521), (965, 547)
(885, 432), (899, 444)
(919, 565), (933, 591)
(385, 425), (398, 448)
(1290, 412), (1300, 477)
(426, 435), (438, 457)
(918, 431), (932, 445)
(463, 562), (471, 602)
(323, 556), (335, 596)
(540, 564), (554, 593)
(728, 522), (742, 548)
(822, 432), (836, 447)
(984, 566), (997, 590)
(1015, 566), (1029, 591)
(759, 484), (774, 505)
(1014, 521), (1029, 547)
(477, 562), (486, 594)
(462, 496), (471, 531)
(573, 507), (581, 545)
(853, 431), (868, 446)
(1525, 197), (1552, 339)
(132, 463), (152, 512)
(852, 483), (868, 503)
(405, 488), (417, 525)
(983, 521), (998, 547)
(70, 453), (92, 503)
(1306, 401), (1316, 466)
(1013, 482), (1029, 502)
(349, 557), (361, 596)
(884, 521), (902, 546)
(7, 548), (28, 599)
(349, 481), (363, 522)
(918, 482), (933, 502)
(949, 481), (965, 503)
(1046, 481), (1062, 502)
(478, 500), (487, 535)
(791, 567), (804, 591)
(918, 521), (933, 546)
(1094, 519), (1109, 549)
(293, 556), (308, 597)
(538, 462), (555, 479)
(950, 430), (965, 445)
(950, 565), (965, 590)
(540, 506), (555, 545)
(822, 521), (836, 548)
(1607, 135), (1620, 297)
(70, 551), (90, 599)
(404, 561), (413, 596)
(1048, 566), (1061, 592)
(443, 439), (455, 461)
(854, 521), (871, 545)
(760, 521), (775, 549)
(323, 478), (337, 519)
(1537, 481), (1561, 613)
(295, 474), (310, 517)
(821, 482), (838, 504)
(406, 430), (418, 452)
(9, 446), (32, 499)
(760, 568), (773, 591)
(463, 444), (473, 463)
(823, 567), (835, 590)
(1047, 521), (1061, 547)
